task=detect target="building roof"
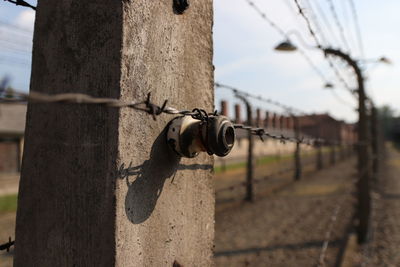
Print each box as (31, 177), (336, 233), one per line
(297, 113), (339, 127)
(0, 103), (27, 137)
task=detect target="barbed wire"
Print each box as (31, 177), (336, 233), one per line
(215, 82), (307, 115)
(348, 0), (365, 58)
(291, 0), (353, 93)
(292, 0), (322, 47)
(1, 89), (322, 146)
(242, 0), (332, 87)
(305, 0), (341, 48)
(301, 0), (330, 46)
(215, 82), (353, 139)
(4, 0), (36, 10)
(233, 123), (325, 146)
(325, 0), (351, 53)
(325, 57), (354, 93)
(0, 90), (214, 120)
(0, 237), (14, 252)
(244, 0), (288, 38)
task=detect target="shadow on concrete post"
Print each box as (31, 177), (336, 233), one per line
(118, 127), (212, 224)
(118, 127), (181, 223)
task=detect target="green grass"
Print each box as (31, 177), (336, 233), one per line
(214, 154), (294, 174)
(214, 149), (335, 174)
(0, 194), (18, 213)
(214, 161), (247, 174)
(256, 154), (293, 165)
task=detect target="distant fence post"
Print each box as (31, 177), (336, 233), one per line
(256, 108), (261, 127)
(272, 113), (277, 129)
(339, 143), (345, 160)
(330, 142), (336, 165)
(371, 105), (379, 178)
(316, 141), (323, 170)
(264, 111), (269, 129)
(293, 116), (301, 180)
(236, 94), (254, 202)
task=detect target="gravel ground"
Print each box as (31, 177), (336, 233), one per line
(214, 157), (357, 267)
(214, 151), (335, 205)
(0, 151), (352, 266)
(362, 144), (400, 266)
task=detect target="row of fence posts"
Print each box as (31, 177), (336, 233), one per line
(219, 81), (382, 246)
(219, 99), (356, 203)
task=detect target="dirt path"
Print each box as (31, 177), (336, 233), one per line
(362, 144), (400, 266)
(0, 173), (19, 197)
(214, 157), (357, 266)
(0, 212), (16, 267)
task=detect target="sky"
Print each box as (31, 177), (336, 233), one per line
(1, 0), (399, 123)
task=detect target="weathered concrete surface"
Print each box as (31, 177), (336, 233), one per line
(15, 1), (214, 266)
(116, 1), (214, 266)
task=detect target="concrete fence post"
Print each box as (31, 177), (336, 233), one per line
(14, 1), (215, 266)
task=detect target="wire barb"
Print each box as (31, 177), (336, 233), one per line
(233, 123), (322, 146)
(326, 0), (351, 52)
(4, 0), (36, 10)
(144, 92), (168, 120)
(0, 90), (211, 121)
(215, 82), (306, 115)
(291, 0), (353, 92)
(243, 0), (333, 87)
(0, 237), (14, 252)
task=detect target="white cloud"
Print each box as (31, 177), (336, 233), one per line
(14, 10), (35, 31)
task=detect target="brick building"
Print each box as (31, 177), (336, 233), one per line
(297, 113), (357, 144)
(0, 103), (26, 173)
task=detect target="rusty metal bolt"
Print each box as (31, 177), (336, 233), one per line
(167, 115), (235, 158)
